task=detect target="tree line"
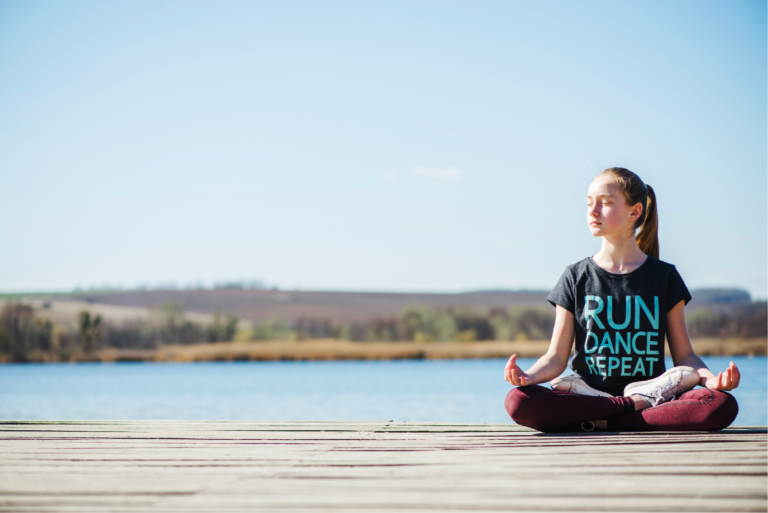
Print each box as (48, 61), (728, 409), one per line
(249, 305), (556, 343)
(0, 302), (238, 362)
(1, 300), (765, 363)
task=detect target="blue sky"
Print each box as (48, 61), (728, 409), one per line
(1, 0), (766, 298)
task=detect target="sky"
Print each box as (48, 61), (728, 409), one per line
(1, 0), (766, 299)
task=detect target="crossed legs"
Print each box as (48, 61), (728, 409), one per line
(505, 385), (738, 432)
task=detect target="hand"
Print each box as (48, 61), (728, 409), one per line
(504, 354), (531, 387)
(703, 361), (741, 391)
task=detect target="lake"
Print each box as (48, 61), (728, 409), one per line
(1, 356), (765, 425)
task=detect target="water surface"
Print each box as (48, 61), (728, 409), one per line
(1, 356), (765, 425)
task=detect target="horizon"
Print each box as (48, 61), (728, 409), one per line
(0, 283), (759, 301)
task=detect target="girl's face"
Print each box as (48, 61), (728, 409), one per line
(586, 175), (642, 238)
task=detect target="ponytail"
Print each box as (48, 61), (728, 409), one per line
(636, 185), (659, 259)
(599, 168), (660, 259)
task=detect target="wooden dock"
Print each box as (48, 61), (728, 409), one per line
(1, 421), (766, 512)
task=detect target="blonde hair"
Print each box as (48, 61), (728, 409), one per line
(599, 167), (659, 259)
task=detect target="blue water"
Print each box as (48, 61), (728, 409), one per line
(0, 356), (765, 425)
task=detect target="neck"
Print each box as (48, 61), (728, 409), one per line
(594, 232), (648, 272)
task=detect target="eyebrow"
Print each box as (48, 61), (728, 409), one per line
(587, 193), (614, 199)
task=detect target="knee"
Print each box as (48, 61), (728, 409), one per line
(505, 387), (535, 423)
(710, 391), (739, 430)
(685, 389), (739, 430)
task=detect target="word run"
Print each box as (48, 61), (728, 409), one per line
(582, 295), (660, 377)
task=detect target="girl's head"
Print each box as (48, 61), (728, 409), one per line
(587, 167), (659, 258)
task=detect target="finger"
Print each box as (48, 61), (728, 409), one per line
(732, 364), (741, 388)
(511, 368), (520, 386)
(718, 372), (725, 390)
(723, 368), (732, 390)
(506, 360), (516, 384)
(511, 355), (519, 373)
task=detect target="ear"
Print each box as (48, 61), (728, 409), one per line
(630, 201), (643, 221)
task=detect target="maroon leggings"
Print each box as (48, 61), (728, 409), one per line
(505, 385), (738, 432)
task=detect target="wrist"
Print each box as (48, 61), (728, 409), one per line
(699, 376), (710, 387)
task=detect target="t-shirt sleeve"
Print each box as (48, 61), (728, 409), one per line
(547, 268), (576, 314)
(667, 266), (692, 310)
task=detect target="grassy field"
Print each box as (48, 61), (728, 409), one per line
(40, 287), (758, 324)
(35, 337), (764, 363)
(62, 289), (552, 323)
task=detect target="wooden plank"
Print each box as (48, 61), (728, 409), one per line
(0, 421), (764, 512)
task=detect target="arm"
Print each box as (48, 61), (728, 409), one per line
(666, 300), (740, 391)
(504, 305), (574, 386)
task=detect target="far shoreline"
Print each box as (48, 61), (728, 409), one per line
(3, 338), (765, 364)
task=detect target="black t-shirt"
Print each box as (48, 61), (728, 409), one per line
(546, 256), (691, 396)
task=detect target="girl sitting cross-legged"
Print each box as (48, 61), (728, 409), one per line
(504, 167), (740, 432)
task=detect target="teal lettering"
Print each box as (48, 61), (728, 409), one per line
(607, 296), (631, 330)
(615, 332), (631, 354)
(635, 296), (659, 330)
(584, 332), (599, 354)
(585, 296), (605, 329)
(646, 357), (658, 375)
(608, 357), (620, 376)
(632, 332), (646, 354)
(646, 332), (659, 355)
(585, 356), (599, 375)
(595, 356), (607, 376)
(620, 357), (633, 376)
(598, 332), (614, 354)
(632, 358), (646, 376)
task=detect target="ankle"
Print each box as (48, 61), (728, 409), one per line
(632, 394), (649, 411)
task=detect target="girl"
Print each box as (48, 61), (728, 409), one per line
(504, 168), (740, 432)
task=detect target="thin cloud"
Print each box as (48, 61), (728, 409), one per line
(409, 166), (464, 181)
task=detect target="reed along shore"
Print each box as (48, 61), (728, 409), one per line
(20, 338), (766, 363)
